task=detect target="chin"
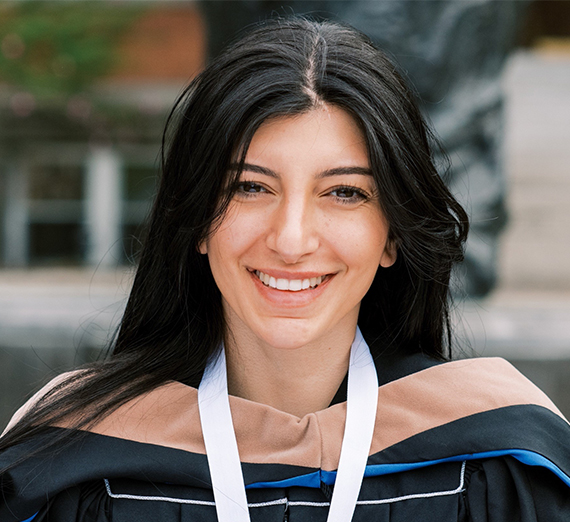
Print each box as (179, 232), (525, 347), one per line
(255, 321), (320, 351)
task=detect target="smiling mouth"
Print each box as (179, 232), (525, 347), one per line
(253, 270), (328, 291)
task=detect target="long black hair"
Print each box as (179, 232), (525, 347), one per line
(0, 17), (467, 453)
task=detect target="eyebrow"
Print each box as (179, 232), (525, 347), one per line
(234, 163), (372, 178)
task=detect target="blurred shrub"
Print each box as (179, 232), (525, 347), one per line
(0, 1), (144, 99)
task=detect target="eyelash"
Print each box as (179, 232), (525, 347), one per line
(234, 181), (370, 204)
(328, 185), (370, 204)
(234, 181), (268, 197)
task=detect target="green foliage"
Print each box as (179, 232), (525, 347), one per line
(0, 1), (144, 99)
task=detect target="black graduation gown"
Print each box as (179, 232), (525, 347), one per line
(1, 355), (570, 522)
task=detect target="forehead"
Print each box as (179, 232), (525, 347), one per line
(243, 106), (369, 172)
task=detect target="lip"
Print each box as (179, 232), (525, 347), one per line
(248, 268), (335, 308)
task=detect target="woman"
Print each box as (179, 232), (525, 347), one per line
(1, 17), (569, 522)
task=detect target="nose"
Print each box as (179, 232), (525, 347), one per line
(266, 195), (319, 264)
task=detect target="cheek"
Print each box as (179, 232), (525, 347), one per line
(325, 213), (389, 271)
(207, 208), (266, 267)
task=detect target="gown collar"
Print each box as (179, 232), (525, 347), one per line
(198, 327), (379, 522)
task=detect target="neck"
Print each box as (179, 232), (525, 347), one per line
(224, 325), (356, 418)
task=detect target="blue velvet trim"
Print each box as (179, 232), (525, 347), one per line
(246, 449), (570, 489)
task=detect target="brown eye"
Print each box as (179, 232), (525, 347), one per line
(333, 188), (358, 198)
(329, 186), (368, 203)
(237, 181), (266, 194)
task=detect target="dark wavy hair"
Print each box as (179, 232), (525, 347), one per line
(0, 17), (467, 454)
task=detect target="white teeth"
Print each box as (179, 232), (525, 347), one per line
(255, 271), (326, 291)
(289, 279), (303, 291)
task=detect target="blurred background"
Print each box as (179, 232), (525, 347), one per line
(0, 0), (569, 429)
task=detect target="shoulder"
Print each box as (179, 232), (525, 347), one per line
(365, 356), (570, 508)
(369, 356), (569, 464)
(353, 356), (570, 518)
(1, 370), (85, 437)
(378, 355), (566, 422)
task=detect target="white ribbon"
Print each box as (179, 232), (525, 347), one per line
(198, 347), (250, 522)
(198, 327), (379, 521)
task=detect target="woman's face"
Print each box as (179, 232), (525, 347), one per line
(200, 105), (396, 351)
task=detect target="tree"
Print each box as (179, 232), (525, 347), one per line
(0, 2), (144, 100)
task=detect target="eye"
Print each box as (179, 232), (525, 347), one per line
(328, 185), (369, 204)
(235, 181), (267, 196)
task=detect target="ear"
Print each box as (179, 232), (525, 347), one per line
(379, 239), (397, 268)
(198, 241), (208, 255)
